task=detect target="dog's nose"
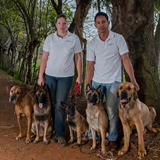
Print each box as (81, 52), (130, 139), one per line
(121, 90), (127, 97)
(11, 96), (15, 101)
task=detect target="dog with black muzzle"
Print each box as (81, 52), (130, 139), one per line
(32, 85), (53, 144)
(117, 82), (160, 156)
(61, 96), (89, 146)
(7, 85), (34, 144)
(86, 84), (108, 154)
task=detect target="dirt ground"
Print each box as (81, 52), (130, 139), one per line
(0, 69), (160, 160)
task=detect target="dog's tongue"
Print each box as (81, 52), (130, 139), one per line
(39, 103), (43, 108)
(89, 103), (94, 107)
(121, 99), (128, 103)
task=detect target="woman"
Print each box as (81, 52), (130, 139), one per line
(38, 14), (82, 147)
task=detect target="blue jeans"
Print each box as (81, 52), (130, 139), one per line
(45, 74), (73, 139)
(88, 81), (120, 141)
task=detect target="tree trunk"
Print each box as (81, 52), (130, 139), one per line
(111, 0), (160, 113)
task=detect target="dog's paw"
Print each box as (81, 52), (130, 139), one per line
(25, 140), (31, 144)
(33, 140), (39, 144)
(68, 140), (74, 144)
(101, 150), (106, 155)
(15, 135), (22, 141)
(43, 141), (49, 145)
(90, 146), (96, 150)
(138, 149), (147, 157)
(76, 143), (81, 147)
(118, 149), (127, 155)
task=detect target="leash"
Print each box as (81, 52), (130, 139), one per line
(73, 82), (81, 98)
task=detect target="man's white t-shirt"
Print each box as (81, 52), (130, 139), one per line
(87, 31), (129, 83)
(43, 31), (82, 77)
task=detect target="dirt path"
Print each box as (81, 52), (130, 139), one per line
(0, 69), (160, 160)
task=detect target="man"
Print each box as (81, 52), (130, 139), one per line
(86, 12), (139, 151)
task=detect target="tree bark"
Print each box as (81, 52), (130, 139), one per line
(111, 0), (160, 113)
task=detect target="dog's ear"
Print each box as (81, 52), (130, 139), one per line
(71, 95), (75, 105)
(34, 84), (39, 91)
(133, 87), (138, 101)
(43, 84), (48, 92)
(6, 85), (13, 94)
(61, 101), (68, 109)
(96, 85), (101, 94)
(116, 86), (119, 98)
(86, 84), (91, 93)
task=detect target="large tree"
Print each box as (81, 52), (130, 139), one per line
(111, 0), (160, 113)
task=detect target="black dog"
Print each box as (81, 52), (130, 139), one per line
(32, 85), (53, 144)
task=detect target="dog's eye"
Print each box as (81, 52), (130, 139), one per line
(128, 86), (131, 90)
(17, 91), (19, 94)
(120, 86), (122, 90)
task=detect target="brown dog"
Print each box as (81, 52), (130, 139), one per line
(86, 84), (108, 154)
(61, 96), (89, 146)
(117, 82), (160, 156)
(8, 85), (34, 144)
(32, 85), (53, 144)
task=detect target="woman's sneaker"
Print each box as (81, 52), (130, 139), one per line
(58, 137), (67, 147)
(51, 134), (58, 143)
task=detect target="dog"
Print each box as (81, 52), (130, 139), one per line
(117, 82), (160, 156)
(61, 96), (89, 146)
(8, 85), (34, 144)
(32, 85), (53, 144)
(86, 84), (108, 154)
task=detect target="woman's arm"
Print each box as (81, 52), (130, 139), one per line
(38, 51), (49, 86)
(74, 52), (82, 85)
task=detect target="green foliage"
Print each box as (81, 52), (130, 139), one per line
(0, 65), (9, 71)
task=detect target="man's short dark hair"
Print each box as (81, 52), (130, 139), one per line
(94, 12), (109, 22)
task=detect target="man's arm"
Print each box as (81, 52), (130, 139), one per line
(86, 61), (95, 86)
(74, 52), (82, 85)
(38, 50), (49, 86)
(122, 53), (139, 91)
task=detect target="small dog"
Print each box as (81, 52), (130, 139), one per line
(61, 96), (89, 146)
(117, 82), (160, 156)
(86, 84), (108, 154)
(32, 85), (53, 144)
(8, 85), (34, 144)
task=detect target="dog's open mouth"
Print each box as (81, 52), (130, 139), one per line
(39, 103), (43, 108)
(121, 98), (131, 104)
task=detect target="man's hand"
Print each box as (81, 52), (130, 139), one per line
(131, 81), (140, 91)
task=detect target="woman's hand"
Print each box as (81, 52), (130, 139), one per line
(38, 76), (44, 86)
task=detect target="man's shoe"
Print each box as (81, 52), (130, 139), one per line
(58, 137), (67, 147)
(87, 139), (93, 148)
(109, 141), (118, 151)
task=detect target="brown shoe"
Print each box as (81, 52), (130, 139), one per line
(87, 139), (93, 148)
(109, 141), (118, 151)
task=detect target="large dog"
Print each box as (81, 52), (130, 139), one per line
(61, 96), (89, 146)
(86, 84), (108, 154)
(32, 85), (53, 144)
(117, 82), (160, 156)
(8, 85), (34, 144)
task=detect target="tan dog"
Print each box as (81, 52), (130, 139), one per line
(117, 82), (160, 156)
(8, 85), (34, 144)
(86, 84), (108, 154)
(32, 85), (53, 145)
(61, 96), (89, 146)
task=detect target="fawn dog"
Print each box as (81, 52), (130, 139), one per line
(8, 85), (34, 144)
(117, 82), (160, 156)
(61, 96), (89, 146)
(86, 84), (108, 154)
